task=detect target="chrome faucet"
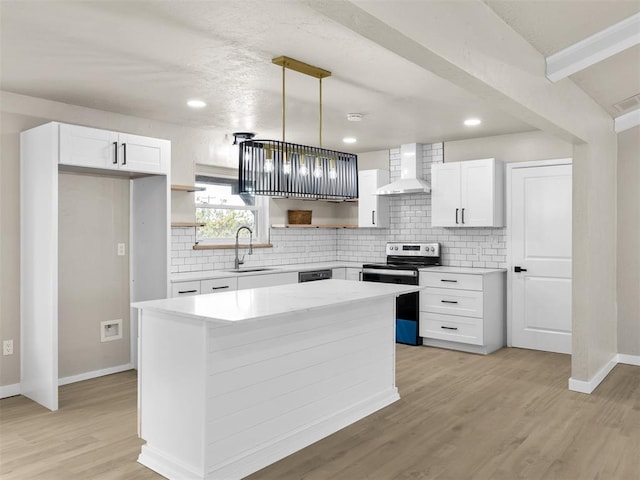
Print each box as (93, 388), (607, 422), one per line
(234, 226), (253, 270)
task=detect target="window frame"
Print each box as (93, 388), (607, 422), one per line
(194, 173), (270, 245)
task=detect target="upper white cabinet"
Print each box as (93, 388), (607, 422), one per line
(60, 124), (169, 175)
(358, 169), (389, 228)
(431, 158), (504, 227)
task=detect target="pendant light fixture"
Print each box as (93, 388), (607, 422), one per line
(238, 56), (358, 200)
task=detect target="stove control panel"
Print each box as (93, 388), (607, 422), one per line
(386, 242), (440, 257)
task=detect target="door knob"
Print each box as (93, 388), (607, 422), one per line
(514, 266), (527, 272)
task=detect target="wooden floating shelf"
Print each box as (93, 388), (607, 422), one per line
(171, 184), (205, 192)
(171, 222), (206, 228)
(271, 224), (358, 229)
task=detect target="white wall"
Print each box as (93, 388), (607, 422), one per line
(617, 126), (640, 356)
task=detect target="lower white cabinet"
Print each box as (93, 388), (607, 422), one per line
(419, 269), (505, 354)
(171, 281), (201, 297)
(346, 267), (362, 281)
(237, 271), (298, 289)
(332, 268), (346, 280)
(173, 271), (299, 297)
(201, 277), (238, 294)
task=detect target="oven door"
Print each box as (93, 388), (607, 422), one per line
(362, 268), (421, 346)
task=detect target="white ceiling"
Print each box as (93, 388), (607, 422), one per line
(1, 1), (638, 156)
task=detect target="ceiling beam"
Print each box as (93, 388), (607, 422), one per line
(546, 12), (640, 82)
(614, 108), (640, 133)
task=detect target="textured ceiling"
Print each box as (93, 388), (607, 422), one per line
(486, 0), (640, 114)
(1, 0), (636, 158)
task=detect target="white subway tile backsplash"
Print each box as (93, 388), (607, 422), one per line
(170, 142), (506, 272)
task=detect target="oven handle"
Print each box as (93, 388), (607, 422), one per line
(362, 268), (417, 277)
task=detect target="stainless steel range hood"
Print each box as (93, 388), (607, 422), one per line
(375, 143), (431, 195)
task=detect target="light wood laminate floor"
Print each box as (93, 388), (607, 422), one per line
(1, 346), (639, 479)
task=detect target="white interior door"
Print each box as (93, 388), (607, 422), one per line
(509, 162), (572, 354)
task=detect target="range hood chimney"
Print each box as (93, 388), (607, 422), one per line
(375, 143), (431, 195)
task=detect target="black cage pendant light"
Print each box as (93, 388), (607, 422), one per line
(238, 56), (358, 200)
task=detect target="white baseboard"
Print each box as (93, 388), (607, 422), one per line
(1, 363), (134, 398)
(58, 363), (134, 386)
(567, 353), (640, 394)
(0, 383), (21, 399)
(617, 353), (640, 366)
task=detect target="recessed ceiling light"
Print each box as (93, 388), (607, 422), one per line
(343, 137), (357, 144)
(187, 99), (206, 108)
(464, 118), (481, 126)
(347, 113), (363, 122)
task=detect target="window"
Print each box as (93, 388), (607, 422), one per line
(195, 175), (269, 244)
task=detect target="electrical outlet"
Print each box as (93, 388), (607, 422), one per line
(475, 246), (482, 257)
(3, 340), (13, 356)
(117, 243), (126, 256)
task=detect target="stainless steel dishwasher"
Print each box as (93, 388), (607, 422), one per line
(298, 269), (332, 282)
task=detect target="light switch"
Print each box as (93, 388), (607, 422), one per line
(117, 243), (126, 256)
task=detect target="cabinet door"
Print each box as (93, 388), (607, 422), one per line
(59, 124), (119, 169)
(345, 267), (362, 281)
(358, 170), (389, 228)
(237, 271), (298, 290)
(118, 133), (169, 174)
(332, 268), (346, 280)
(171, 281), (201, 297)
(431, 162), (461, 227)
(460, 159), (499, 227)
(201, 277), (238, 294)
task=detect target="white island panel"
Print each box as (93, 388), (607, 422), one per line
(136, 280), (415, 480)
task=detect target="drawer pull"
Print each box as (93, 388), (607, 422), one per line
(441, 300), (458, 304)
(211, 286), (230, 290)
(440, 279), (458, 283)
(178, 289), (197, 294)
(441, 326), (458, 331)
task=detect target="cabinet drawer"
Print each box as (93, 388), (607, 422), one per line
(420, 312), (483, 345)
(201, 277), (238, 293)
(171, 281), (201, 297)
(421, 287), (483, 318)
(420, 271), (482, 291)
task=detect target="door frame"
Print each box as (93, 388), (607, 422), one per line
(506, 158), (573, 347)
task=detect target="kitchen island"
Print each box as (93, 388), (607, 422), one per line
(133, 279), (419, 480)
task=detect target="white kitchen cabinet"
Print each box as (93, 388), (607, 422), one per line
(358, 169), (389, 228)
(419, 269), (505, 354)
(237, 271), (298, 290)
(171, 281), (201, 297)
(60, 123), (169, 175)
(431, 158), (504, 227)
(201, 277), (238, 294)
(20, 122), (170, 411)
(345, 267), (362, 281)
(332, 268), (346, 280)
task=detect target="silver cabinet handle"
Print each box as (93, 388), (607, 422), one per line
(178, 289), (197, 294)
(372, 210), (376, 225)
(113, 142), (118, 164)
(461, 208), (465, 224)
(441, 326), (458, 331)
(455, 208), (459, 224)
(441, 300), (458, 304)
(211, 286), (230, 290)
(440, 279), (457, 283)
(122, 143), (127, 165)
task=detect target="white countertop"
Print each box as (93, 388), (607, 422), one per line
(134, 279), (419, 324)
(171, 261), (365, 282)
(420, 266), (506, 275)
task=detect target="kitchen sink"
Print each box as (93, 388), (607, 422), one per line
(224, 268), (276, 273)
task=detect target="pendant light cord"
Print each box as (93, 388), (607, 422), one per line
(319, 77), (323, 148)
(282, 64), (286, 143)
